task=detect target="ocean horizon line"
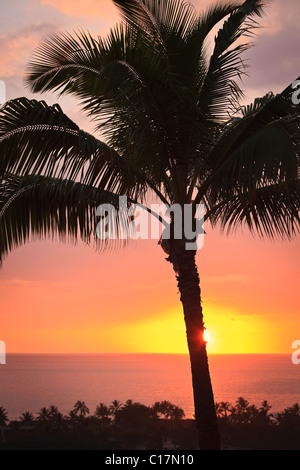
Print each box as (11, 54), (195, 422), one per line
(4, 352), (291, 356)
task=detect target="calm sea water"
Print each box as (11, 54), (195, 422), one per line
(0, 354), (299, 421)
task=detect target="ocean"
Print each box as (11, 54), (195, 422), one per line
(0, 353), (299, 421)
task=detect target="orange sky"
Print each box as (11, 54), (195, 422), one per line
(0, 0), (299, 354)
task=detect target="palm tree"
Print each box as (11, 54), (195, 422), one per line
(153, 400), (175, 419)
(153, 400), (185, 420)
(19, 411), (35, 425)
(37, 407), (50, 424)
(72, 400), (90, 420)
(169, 404), (185, 421)
(95, 402), (112, 424)
(215, 401), (231, 421)
(109, 400), (123, 418)
(0, 0), (299, 449)
(48, 405), (59, 416)
(0, 407), (9, 426)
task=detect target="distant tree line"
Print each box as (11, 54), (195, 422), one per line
(0, 399), (185, 428)
(1, 397), (300, 450)
(0, 399), (189, 450)
(215, 397), (300, 427)
(0, 397), (300, 429)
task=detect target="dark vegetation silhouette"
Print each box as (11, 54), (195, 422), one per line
(1, 398), (300, 450)
(0, 0), (299, 450)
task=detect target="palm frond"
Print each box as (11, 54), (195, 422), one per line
(112, 0), (199, 41)
(208, 180), (300, 241)
(199, 0), (266, 121)
(196, 83), (300, 240)
(0, 97), (151, 201)
(25, 31), (103, 96)
(193, 86), (299, 207)
(0, 174), (136, 265)
(213, 115), (299, 195)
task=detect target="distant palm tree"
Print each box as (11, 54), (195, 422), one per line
(215, 401), (231, 420)
(48, 405), (59, 416)
(0, 407), (9, 426)
(152, 400), (184, 420)
(153, 400), (174, 419)
(169, 405), (185, 421)
(19, 411), (35, 425)
(72, 401), (90, 420)
(0, 0), (299, 449)
(95, 403), (112, 424)
(259, 400), (272, 421)
(37, 407), (50, 423)
(47, 405), (64, 428)
(109, 399), (123, 417)
(276, 403), (300, 428)
(115, 400), (153, 426)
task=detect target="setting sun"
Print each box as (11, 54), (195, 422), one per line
(204, 330), (210, 343)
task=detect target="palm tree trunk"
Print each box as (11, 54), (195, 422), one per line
(164, 241), (221, 450)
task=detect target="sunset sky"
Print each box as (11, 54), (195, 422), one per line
(0, 0), (299, 355)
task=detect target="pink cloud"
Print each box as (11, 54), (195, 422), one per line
(41, 0), (119, 20)
(242, 0), (300, 100)
(0, 22), (57, 78)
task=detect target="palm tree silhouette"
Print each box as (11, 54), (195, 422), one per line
(215, 401), (231, 420)
(19, 411), (35, 425)
(95, 402), (112, 423)
(109, 400), (123, 417)
(72, 401), (90, 420)
(0, 0), (299, 449)
(0, 407), (8, 427)
(37, 407), (50, 423)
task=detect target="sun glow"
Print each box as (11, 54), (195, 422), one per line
(204, 330), (210, 343)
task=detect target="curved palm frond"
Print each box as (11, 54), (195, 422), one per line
(0, 97), (156, 202)
(112, 0), (199, 40)
(25, 27), (152, 110)
(209, 180), (300, 241)
(0, 174), (136, 265)
(199, 0), (266, 122)
(196, 85), (300, 239)
(207, 86), (299, 195)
